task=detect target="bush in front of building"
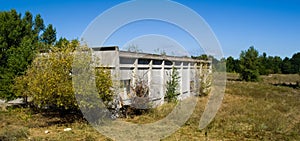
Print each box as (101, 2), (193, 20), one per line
(14, 45), (113, 111)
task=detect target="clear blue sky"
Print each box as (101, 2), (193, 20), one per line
(0, 0), (299, 59)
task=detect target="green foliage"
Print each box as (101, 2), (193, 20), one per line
(14, 43), (113, 110)
(257, 52), (268, 75)
(192, 54), (209, 61)
(71, 47), (115, 123)
(95, 68), (113, 104)
(226, 50), (300, 75)
(0, 9), (57, 100)
(281, 57), (293, 74)
(214, 57), (226, 72)
(0, 10), (36, 100)
(199, 64), (212, 96)
(239, 46), (260, 82)
(33, 14), (45, 34)
(55, 37), (70, 48)
(165, 67), (180, 102)
(270, 56), (282, 74)
(41, 24), (56, 45)
(258, 54), (283, 75)
(15, 44), (75, 109)
(290, 52), (300, 74)
(194, 55), (223, 73)
(240, 68), (260, 82)
(226, 56), (240, 73)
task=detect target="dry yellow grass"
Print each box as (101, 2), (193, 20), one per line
(1, 74), (299, 140)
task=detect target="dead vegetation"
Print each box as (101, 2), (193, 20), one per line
(0, 74), (299, 140)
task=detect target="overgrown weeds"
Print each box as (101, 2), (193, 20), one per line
(1, 74), (299, 140)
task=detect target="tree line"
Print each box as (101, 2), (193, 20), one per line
(214, 46), (300, 81)
(226, 47), (300, 74)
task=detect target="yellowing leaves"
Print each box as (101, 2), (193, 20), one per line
(14, 45), (113, 110)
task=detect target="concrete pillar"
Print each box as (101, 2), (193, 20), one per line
(132, 58), (138, 87)
(114, 50), (121, 104)
(187, 62), (191, 96)
(200, 63), (203, 81)
(194, 63), (197, 94)
(180, 62), (183, 96)
(148, 60), (153, 97)
(209, 62), (212, 74)
(161, 60), (165, 103)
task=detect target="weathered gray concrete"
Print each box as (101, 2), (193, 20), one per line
(92, 46), (212, 107)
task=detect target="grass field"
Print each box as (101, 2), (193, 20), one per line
(1, 74), (299, 140)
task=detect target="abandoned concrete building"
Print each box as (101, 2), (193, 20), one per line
(92, 46), (212, 107)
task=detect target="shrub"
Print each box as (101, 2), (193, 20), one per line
(165, 67), (180, 102)
(14, 45), (113, 110)
(130, 74), (150, 109)
(199, 64), (212, 96)
(95, 67), (113, 105)
(240, 69), (260, 82)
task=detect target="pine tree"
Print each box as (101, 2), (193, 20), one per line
(0, 10), (55, 100)
(239, 46), (260, 81)
(41, 24), (56, 45)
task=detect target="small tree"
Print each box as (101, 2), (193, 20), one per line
(95, 67), (113, 105)
(14, 43), (113, 110)
(15, 45), (76, 109)
(239, 46), (260, 82)
(165, 67), (180, 102)
(199, 64), (212, 96)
